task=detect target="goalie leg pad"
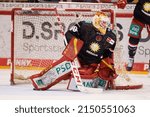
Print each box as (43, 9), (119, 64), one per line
(30, 57), (72, 90)
(67, 64), (108, 91)
(67, 74), (108, 91)
(30, 36), (83, 90)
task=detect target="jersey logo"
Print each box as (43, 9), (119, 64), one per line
(106, 37), (114, 45)
(96, 35), (102, 41)
(89, 42), (100, 52)
(129, 24), (141, 37)
(143, 2), (150, 12)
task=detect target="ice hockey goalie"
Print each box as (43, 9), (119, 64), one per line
(29, 11), (142, 91)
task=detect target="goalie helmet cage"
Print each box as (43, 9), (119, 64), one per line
(10, 8), (142, 90)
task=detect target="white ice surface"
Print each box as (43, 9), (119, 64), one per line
(0, 69), (150, 100)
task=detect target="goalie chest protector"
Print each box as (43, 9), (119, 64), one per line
(77, 22), (116, 64)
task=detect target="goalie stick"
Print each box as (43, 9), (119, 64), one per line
(54, 8), (104, 93)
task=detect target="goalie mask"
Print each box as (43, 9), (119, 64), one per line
(92, 11), (110, 35)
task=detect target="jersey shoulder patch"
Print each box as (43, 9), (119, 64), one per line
(105, 29), (116, 45)
(106, 37), (115, 45)
(69, 25), (79, 32)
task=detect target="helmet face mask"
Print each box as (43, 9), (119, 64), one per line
(92, 12), (110, 35)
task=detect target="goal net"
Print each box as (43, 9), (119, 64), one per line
(11, 8), (142, 89)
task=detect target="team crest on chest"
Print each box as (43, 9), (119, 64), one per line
(89, 42), (100, 52)
(96, 35), (102, 41)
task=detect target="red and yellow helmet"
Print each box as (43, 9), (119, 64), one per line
(92, 11), (110, 35)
